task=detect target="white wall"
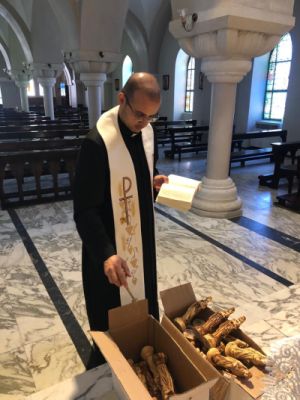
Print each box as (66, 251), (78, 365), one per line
(0, 79), (21, 108)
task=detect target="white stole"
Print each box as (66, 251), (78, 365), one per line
(97, 106), (154, 305)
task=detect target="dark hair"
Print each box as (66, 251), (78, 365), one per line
(122, 73), (160, 102)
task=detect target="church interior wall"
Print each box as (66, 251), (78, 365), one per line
(0, 79), (21, 108)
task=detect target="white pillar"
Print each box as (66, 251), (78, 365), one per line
(15, 80), (30, 112)
(80, 72), (106, 128)
(38, 77), (56, 120)
(68, 84), (78, 108)
(192, 60), (251, 217)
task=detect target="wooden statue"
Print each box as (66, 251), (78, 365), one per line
(225, 339), (267, 367)
(193, 307), (235, 336)
(201, 316), (246, 350)
(139, 361), (161, 399)
(141, 346), (160, 386)
(173, 296), (212, 332)
(153, 353), (175, 400)
(128, 359), (148, 388)
(207, 348), (252, 379)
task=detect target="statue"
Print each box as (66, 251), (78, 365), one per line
(141, 346), (160, 386)
(153, 352), (175, 400)
(207, 348), (252, 379)
(225, 339), (267, 367)
(193, 307), (235, 336)
(173, 296), (212, 332)
(200, 316), (246, 350)
(139, 360), (161, 399)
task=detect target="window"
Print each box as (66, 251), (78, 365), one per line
(27, 79), (35, 96)
(263, 34), (292, 120)
(122, 55), (133, 87)
(60, 82), (66, 97)
(185, 57), (195, 113)
(0, 87), (2, 104)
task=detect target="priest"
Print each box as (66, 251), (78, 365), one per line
(73, 73), (167, 344)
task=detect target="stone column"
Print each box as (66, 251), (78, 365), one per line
(169, 0), (295, 218)
(80, 73), (106, 127)
(33, 63), (63, 119)
(10, 68), (32, 112)
(64, 50), (121, 127)
(15, 80), (30, 112)
(38, 77), (56, 120)
(193, 60), (251, 217)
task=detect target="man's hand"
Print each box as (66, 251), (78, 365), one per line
(104, 255), (131, 288)
(153, 175), (168, 191)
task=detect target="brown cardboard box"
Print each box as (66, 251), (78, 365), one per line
(91, 299), (218, 400)
(160, 283), (267, 400)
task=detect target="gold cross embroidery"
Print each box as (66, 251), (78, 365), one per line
(119, 177), (133, 225)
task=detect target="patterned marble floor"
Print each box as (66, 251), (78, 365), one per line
(0, 155), (300, 399)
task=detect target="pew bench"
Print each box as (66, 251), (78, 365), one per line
(163, 126), (209, 160)
(0, 148), (79, 209)
(258, 141), (300, 190)
(230, 129), (287, 167)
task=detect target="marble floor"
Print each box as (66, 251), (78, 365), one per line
(0, 154), (300, 400)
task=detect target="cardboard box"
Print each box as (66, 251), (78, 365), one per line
(160, 283), (267, 400)
(91, 299), (218, 400)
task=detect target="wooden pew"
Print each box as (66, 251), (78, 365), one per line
(0, 128), (88, 140)
(276, 156), (300, 211)
(258, 141), (300, 190)
(0, 147), (80, 209)
(152, 120), (197, 146)
(230, 129), (287, 167)
(164, 125), (209, 160)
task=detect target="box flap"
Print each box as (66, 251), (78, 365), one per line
(108, 299), (148, 331)
(160, 283), (196, 319)
(91, 331), (152, 400)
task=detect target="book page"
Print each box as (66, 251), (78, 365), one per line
(156, 183), (195, 212)
(168, 174), (200, 191)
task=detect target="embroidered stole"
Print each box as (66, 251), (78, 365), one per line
(97, 106), (154, 305)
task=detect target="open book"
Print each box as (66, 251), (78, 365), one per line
(156, 174), (201, 212)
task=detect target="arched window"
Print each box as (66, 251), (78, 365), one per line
(122, 55), (133, 87)
(263, 34), (292, 120)
(27, 79), (35, 96)
(60, 82), (66, 97)
(185, 57), (195, 113)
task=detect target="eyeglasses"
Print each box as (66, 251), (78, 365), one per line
(124, 93), (159, 122)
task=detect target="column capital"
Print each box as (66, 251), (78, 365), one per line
(201, 59), (252, 83)
(38, 77), (56, 88)
(9, 68), (32, 84)
(80, 72), (107, 87)
(64, 49), (121, 75)
(32, 63), (63, 79)
(169, 1), (295, 62)
(15, 80), (30, 89)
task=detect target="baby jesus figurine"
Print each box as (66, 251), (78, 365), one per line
(207, 348), (252, 379)
(173, 296), (212, 332)
(225, 339), (267, 367)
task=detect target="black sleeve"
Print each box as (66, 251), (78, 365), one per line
(73, 137), (116, 264)
(153, 130), (160, 177)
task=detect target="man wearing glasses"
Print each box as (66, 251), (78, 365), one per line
(74, 72), (168, 365)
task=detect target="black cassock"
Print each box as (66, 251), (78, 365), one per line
(73, 116), (159, 331)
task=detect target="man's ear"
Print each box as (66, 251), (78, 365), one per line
(118, 91), (125, 105)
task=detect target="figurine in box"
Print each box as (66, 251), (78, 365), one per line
(225, 339), (267, 367)
(173, 296), (212, 332)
